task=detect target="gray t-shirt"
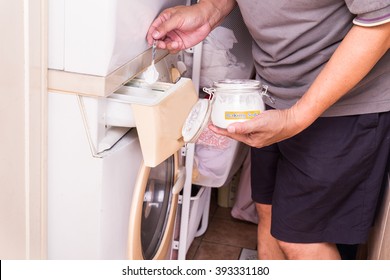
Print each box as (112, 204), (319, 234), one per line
(236, 0), (390, 116)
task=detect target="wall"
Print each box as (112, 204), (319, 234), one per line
(0, 0), (47, 259)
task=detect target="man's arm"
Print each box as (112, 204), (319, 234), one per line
(293, 22), (390, 129)
(211, 22), (390, 148)
(146, 0), (236, 51)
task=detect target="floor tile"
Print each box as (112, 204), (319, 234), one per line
(184, 188), (258, 260)
(213, 206), (235, 220)
(202, 216), (257, 250)
(193, 241), (242, 260)
(186, 237), (201, 260)
(239, 248), (258, 260)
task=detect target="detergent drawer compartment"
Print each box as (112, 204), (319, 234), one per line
(106, 78), (198, 167)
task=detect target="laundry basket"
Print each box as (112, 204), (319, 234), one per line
(184, 5), (254, 187)
(183, 5), (254, 88)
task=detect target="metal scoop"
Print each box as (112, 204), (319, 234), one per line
(144, 40), (159, 84)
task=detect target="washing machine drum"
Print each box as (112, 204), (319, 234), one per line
(127, 153), (185, 260)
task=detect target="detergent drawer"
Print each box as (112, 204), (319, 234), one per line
(106, 78), (198, 167)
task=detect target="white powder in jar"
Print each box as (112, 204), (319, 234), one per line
(211, 91), (265, 128)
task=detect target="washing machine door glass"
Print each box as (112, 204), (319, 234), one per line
(141, 155), (175, 259)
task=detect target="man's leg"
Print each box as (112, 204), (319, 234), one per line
(256, 203), (286, 259)
(277, 241), (341, 260)
(256, 202), (340, 259)
(270, 112), (390, 260)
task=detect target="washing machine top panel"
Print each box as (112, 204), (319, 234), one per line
(48, 0), (188, 76)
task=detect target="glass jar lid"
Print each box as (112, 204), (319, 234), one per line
(181, 98), (211, 143)
(213, 79), (261, 90)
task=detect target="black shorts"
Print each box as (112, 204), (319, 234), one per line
(251, 111), (390, 244)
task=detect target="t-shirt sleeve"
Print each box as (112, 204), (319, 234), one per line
(344, 0), (390, 26)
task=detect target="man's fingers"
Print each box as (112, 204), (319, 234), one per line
(227, 117), (262, 135)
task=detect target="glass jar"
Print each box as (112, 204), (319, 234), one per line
(182, 79), (268, 143)
(207, 79), (267, 129)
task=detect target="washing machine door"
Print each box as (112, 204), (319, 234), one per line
(127, 153), (185, 260)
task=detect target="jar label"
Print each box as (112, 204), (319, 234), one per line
(224, 111), (261, 120)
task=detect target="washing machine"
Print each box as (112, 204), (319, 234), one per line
(47, 93), (144, 260)
(47, 77), (197, 260)
(47, 0), (196, 260)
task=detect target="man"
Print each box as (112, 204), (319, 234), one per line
(147, 0), (390, 259)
